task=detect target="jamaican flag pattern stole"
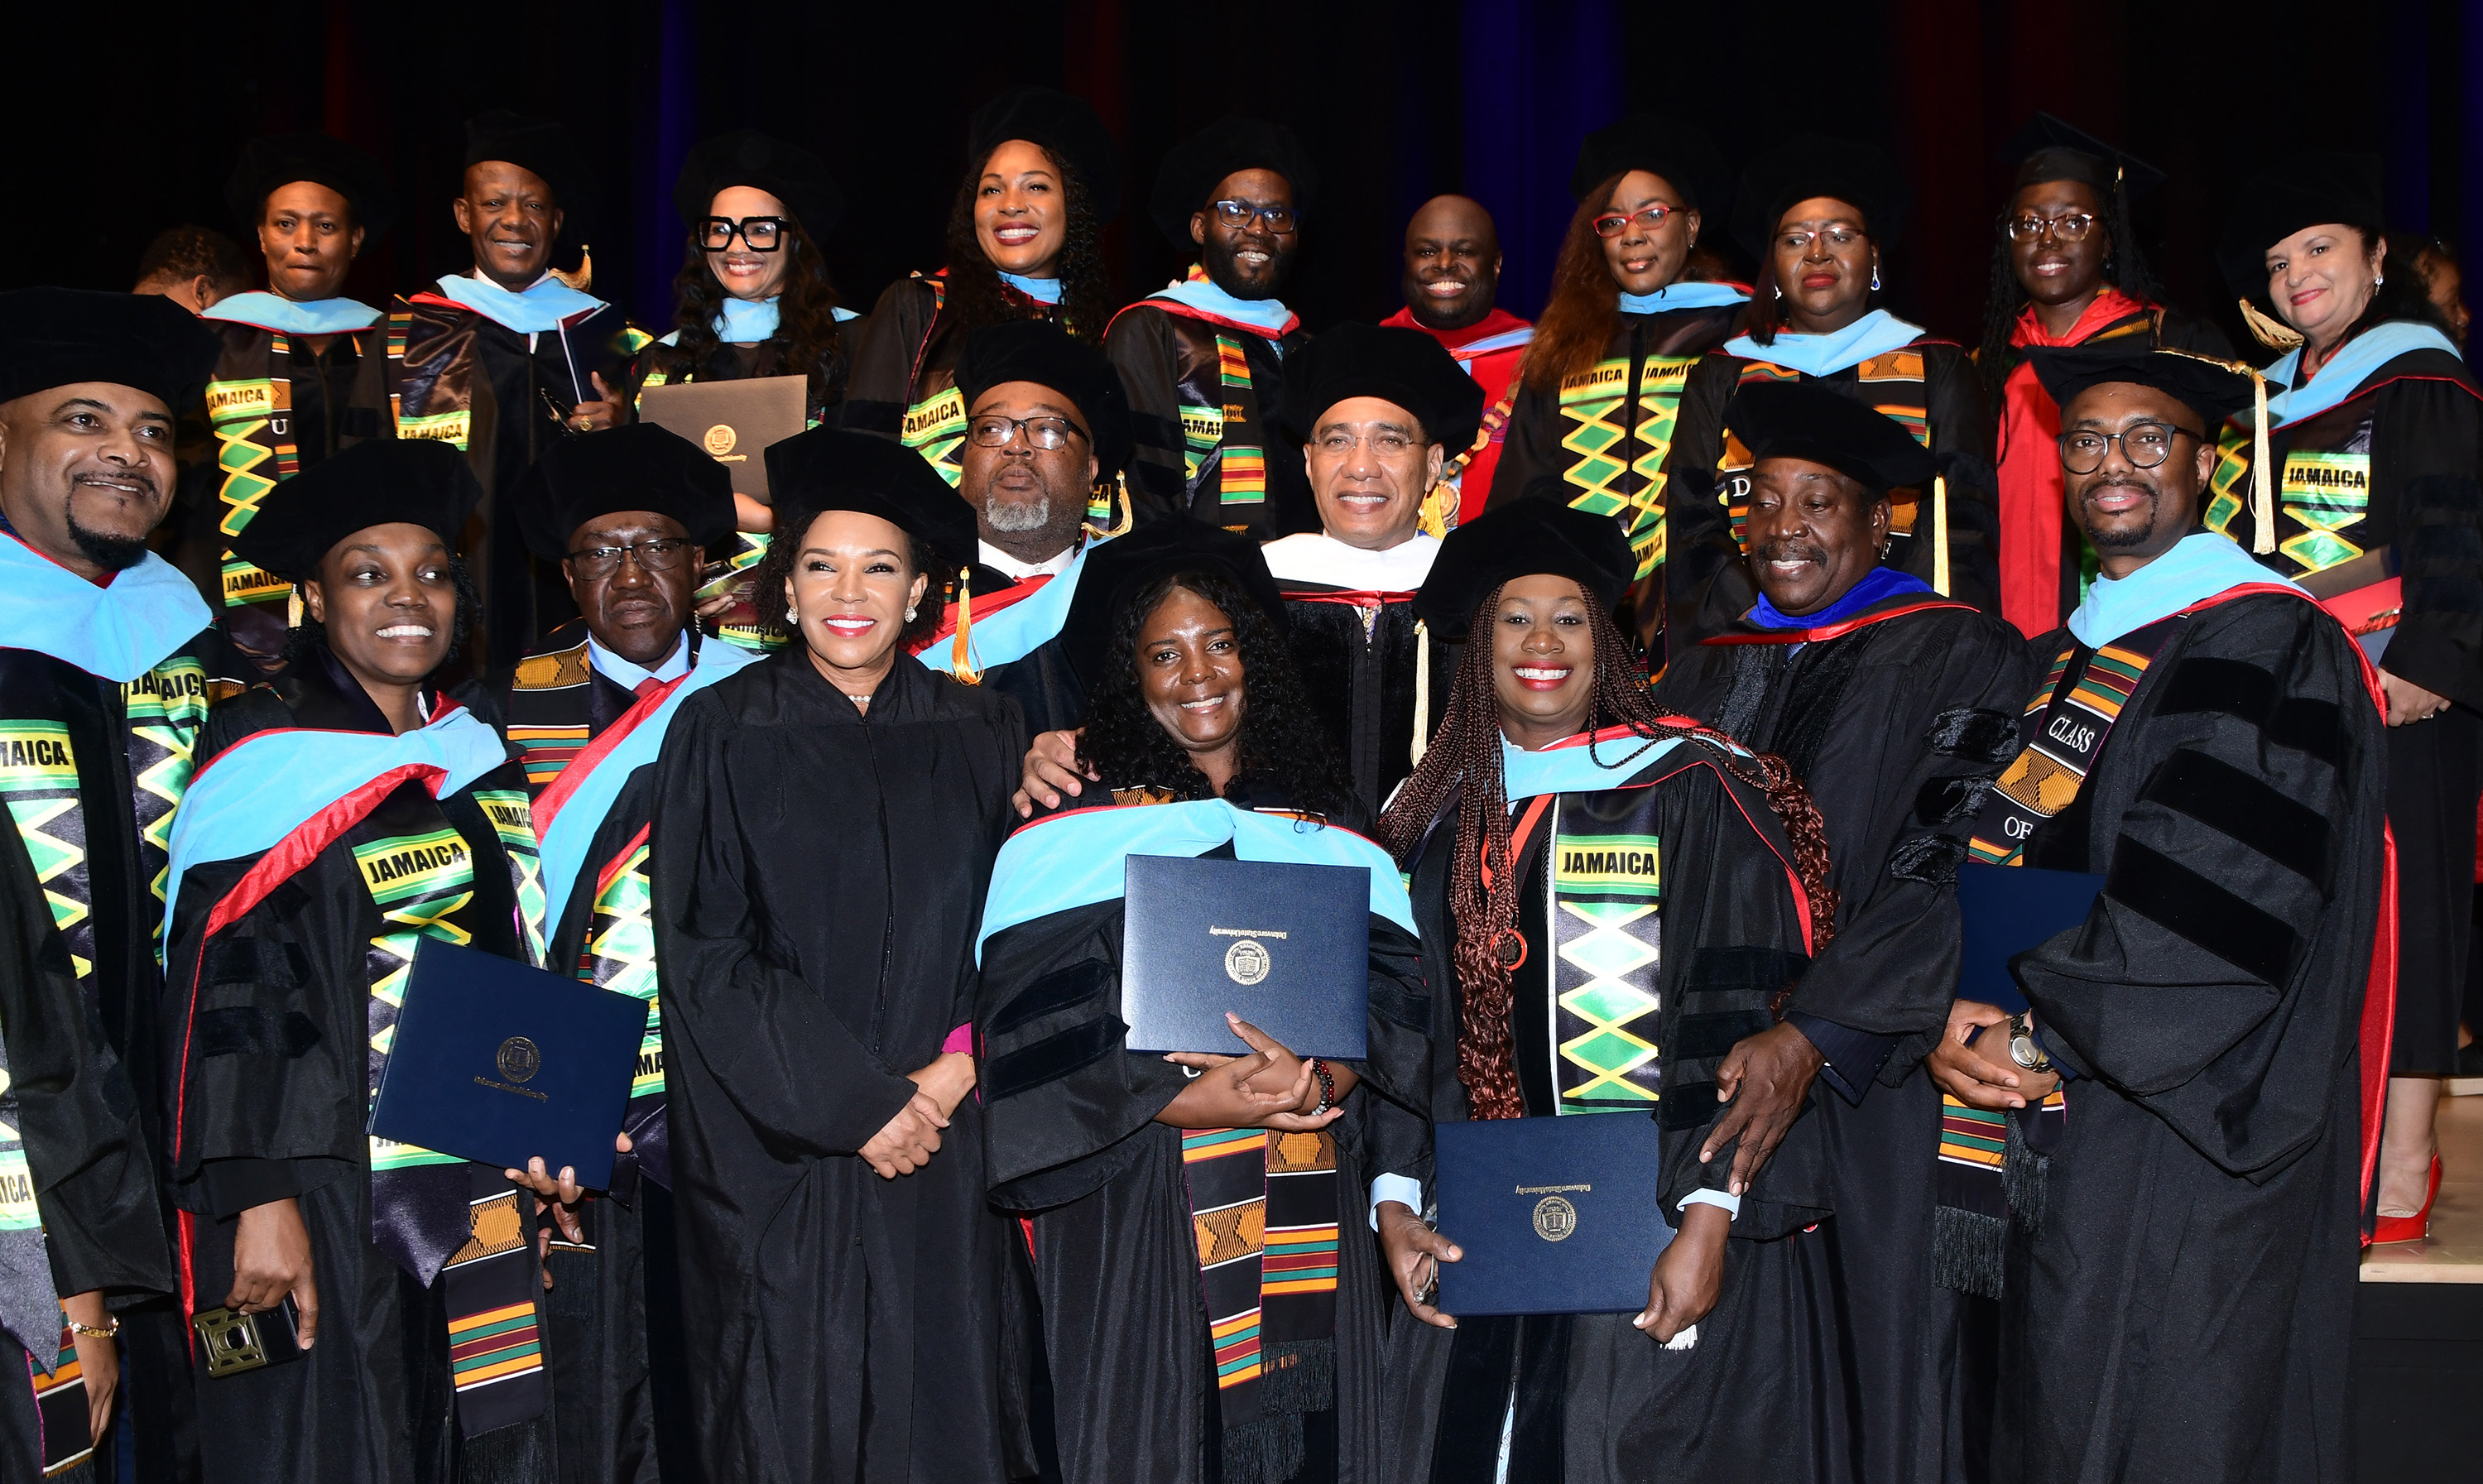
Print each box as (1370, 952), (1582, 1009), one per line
(0, 1032), (90, 1477)
(1544, 790), (1668, 1115)
(203, 334), (302, 619)
(2206, 399), (2377, 580)
(1553, 353), (1697, 583)
(1717, 353), (1935, 552)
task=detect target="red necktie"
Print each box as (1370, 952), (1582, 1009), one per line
(635, 678), (663, 703)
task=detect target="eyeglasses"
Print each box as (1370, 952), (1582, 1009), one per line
(2056, 423), (2199, 473)
(2005, 213), (2098, 243)
(1209, 199), (1299, 233)
(967, 414), (1088, 451)
(1594, 204), (1675, 238)
(1777, 225), (1866, 252)
(1311, 429), (1423, 459)
(696, 216), (788, 252)
(567, 537), (697, 577)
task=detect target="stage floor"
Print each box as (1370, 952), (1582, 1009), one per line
(2362, 1089), (2483, 1281)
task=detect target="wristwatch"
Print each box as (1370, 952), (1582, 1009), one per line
(2006, 1012), (2053, 1073)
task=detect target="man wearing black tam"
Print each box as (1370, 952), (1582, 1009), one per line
(195, 132), (401, 667)
(1656, 382), (2031, 1484)
(452, 424), (754, 1483)
(387, 110), (639, 670)
(1106, 115), (1317, 535)
(0, 287), (245, 1482)
(1925, 343), (2387, 1484)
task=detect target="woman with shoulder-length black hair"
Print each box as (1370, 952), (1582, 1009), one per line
(1368, 500), (1853, 1484)
(974, 522), (1429, 1484)
(2212, 150), (2483, 1246)
(1483, 117), (1747, 653)
(845, 87), (1121, 488)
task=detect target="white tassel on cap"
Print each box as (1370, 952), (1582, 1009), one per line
(1410, 620), (1432, 768)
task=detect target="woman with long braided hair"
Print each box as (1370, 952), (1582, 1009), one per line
(1367, 501), (1852, 1484)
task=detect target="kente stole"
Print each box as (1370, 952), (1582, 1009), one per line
(1538, 790), (1668, 1115)
(1717, 352), (1934, 551)
(2206, 400), (2376, 579)
(1181, 1126), (1338, 1439)
(1148, 275), (1277, 526)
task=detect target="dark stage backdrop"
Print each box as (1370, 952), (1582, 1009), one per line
(5, 1), (2477, 361)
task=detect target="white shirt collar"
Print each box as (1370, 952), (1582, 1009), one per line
(1260, 531), (1441, 591)
(977, 539), (1076, 580)
(587, 631), (690, 689)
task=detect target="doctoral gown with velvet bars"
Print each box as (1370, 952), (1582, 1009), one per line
(973, 784), (1428, 1484)
(1657, 592), (2034, 1484)
(1995, 593), (2385, 1484)
(648, 653), (1028, 1484)
(1371, 737), (1846, 1484)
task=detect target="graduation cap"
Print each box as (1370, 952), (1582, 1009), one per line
(2214, 150), (2385, 297)
(1277, 322), (1487, 453)
(1060, 521), (1288, 689)
(673, 129), (843, 240)
(1730, 133), (1914, 257)
(1722, 381), (1936, 493)
(2024, 341), (2281, 555)
(1148, 116), (1318, 246)
(952, 319), (1135, 483)
(225, 131), (398, 240)
(464, 110), (588, 219)
(968, 86), (1124, 226)
(1568, 118), (1732, 214)
(2000, 113), (2166, 201)
(228, 439), (483, 584)
(0, 287), (222, 412)
(514, 425), (737, 564)
(764, 427), (982, 574)
(1413, 498), (1635, 633)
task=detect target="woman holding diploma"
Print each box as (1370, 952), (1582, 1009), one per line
(1368, 501), (1848, 1484)
(973, 521), (1429, 1484)
(159, 439), (569, 1482)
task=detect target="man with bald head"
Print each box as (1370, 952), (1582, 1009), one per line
(1380, 194), (1533, 525)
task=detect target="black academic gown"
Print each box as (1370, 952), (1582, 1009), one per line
(1277, 592), (1450, 814)
(649, 652), (1028, 1484)
(1995, 593), (2385, 1484)
(1657, 589), (2034, 1484)
(160, 652), (550, 1484)
(974, 781), (1428, 1484)
(1373, 737), (1846, 1484)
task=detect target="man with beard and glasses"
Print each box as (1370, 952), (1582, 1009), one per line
(1107, 116), (1316, 537)
(1655, 382), (2030, 1484)
(1931, 343), (2389, 1484)
(910, 319), (1131, 736)
(194, 132), (400, 669)
(1379, 195), (1532, 528)
(389, 111), (639, 669)
(0, 289), (244, 1483)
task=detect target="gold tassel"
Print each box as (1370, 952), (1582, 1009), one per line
(1417, 477), (1458, 540)
(286, 584), (305, 629)
(1410, 619), (1431, 770)
(951, 567), (982, 684)
(1931, 474), (1951, 596)
(2238, 297), (2305, 353)
(550, 245), (593, 295)
(2249, 370), (2275, 555)
(1081, 473), (1135, 542)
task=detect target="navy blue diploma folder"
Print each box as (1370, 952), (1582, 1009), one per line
(1953, 861), (2106, 1014)
(1434, 1114), (1674, 1317)
(1120, 854), (1369, 1059)
(367, 938), (648, 1190)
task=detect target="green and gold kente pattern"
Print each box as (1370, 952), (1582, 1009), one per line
(2203, 422), (2253, 539)
(122, 656), (209, 944)
(1548, 817), (1664, 1116)
(472, 790), (546, 967)
(901, 384), (969, 488)
(2276, 450), (2372, 574)
(355, 826), (475, 1172)
(0, 721), (92, 983)
(581, 840), (664, 1099)
(1554, 355), (1695, 581)
(206, 372), (295, 611)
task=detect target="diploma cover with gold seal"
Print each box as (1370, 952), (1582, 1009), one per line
(1120, 852), (1371, 1059)
(1433, 1112), (1673, 1315)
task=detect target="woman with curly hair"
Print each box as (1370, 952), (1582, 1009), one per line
(845, 87), (1121, 490)
(974, 522), (1429, 1484)
(650, 427), (1030, 1482)
(1367, 501), (1852, 1484)
(1483, 117), (1746, 652)
(633, 128), (857, 651)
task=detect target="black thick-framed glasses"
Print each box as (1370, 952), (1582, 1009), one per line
(2057, 423), (2199, 473)
(1209, 199), (1298, 233)
(2005, 213), (2098, 243)
(697, 216), (788, 252)
(1593, 203), (1675, 238)
(567, 537), (697, 577)
(967, 414), (1089, 451)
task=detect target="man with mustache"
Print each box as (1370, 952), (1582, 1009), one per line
(194, 132), (400, 668)
(1106, 116), (1315, 537)
(1655, 382), (2029, 1484)
(0, 289), (242, 1482)
(390, 111), (638, 670)
(911, 319), (1131, 736)
(1933, 343), (2387, 1484)
(455, 424), (754, 1483)
(1378, 195), (1531, 527)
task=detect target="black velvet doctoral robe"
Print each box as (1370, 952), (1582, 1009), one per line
(1371, 737), (1845, 1484)
(648, 652), (1029, 1483)
(160, 654), (548, 1484)
(1995, 592), (2385, 1484)
(1657, 588), (2034, 1484)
